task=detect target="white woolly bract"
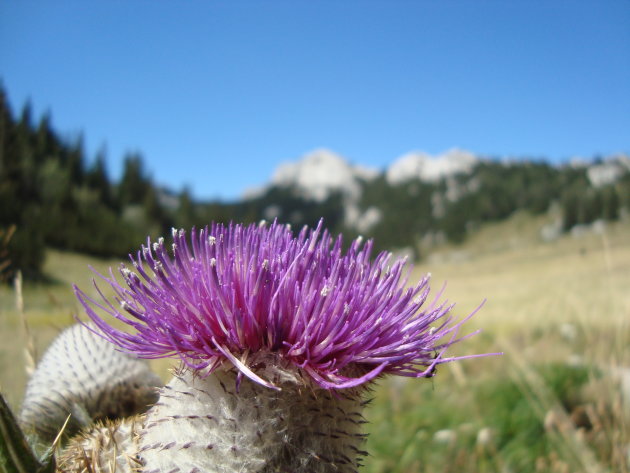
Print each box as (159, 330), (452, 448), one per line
(20, 324), (162, 442)
(139, 367), (368, 473)
(57, 417), (141, 473)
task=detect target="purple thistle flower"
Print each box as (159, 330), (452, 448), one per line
(75, 220), (487, 391)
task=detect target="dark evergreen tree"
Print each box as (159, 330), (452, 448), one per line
(0, 89), (45, 279)
(86, 149), (113, 207)
(601, 186), (620, 221)
(175, 187), (197, 229)
(143, 185), (166, 227)
(65, 134), (86, 184)
(118, 153), (150, 206)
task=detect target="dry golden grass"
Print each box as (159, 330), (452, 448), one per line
(0, 251), (130, 409)
(417, 213), (630, 332)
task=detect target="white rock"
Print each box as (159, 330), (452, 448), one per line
(270, 149), (377, 202)
(559, 323), (578, 341)
(587, 161), (624, 187)
(433, 429), (457, 444)
(345, 205), (382, 233)
(386, 148), (477, 185)
(476, 427), (494, 447)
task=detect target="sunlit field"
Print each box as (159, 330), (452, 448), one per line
(365, 214), (630, 473)
(1, 214), (629, 472)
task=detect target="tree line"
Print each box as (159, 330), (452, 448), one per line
(1, 87), (197, 279)
(1, 85), (628, 281)
(0, 86), (345, 280)
(358, 159), (628, 256)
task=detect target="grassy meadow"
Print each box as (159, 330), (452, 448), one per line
(1, 213), (629, 472)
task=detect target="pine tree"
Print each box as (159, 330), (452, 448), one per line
(86, 148), (114, 207)
(118, 153), (150, 206)
(176, 186), (196, 229)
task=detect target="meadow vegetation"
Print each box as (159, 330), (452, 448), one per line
(365, 214), (630, 473)
(0, 213), (628, 472)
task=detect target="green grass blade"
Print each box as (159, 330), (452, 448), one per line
(0, 392), (54, 473)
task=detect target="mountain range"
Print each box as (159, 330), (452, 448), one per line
(242, 148), (629, 254)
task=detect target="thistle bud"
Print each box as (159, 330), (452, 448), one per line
(20, 324), (162, 443)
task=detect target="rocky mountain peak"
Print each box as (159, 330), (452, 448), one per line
(386, 148), (477, 185)
(269, 149), (378, 202)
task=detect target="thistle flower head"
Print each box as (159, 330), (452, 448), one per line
(75, 220), (484, 390)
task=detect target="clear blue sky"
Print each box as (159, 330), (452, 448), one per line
(1, 1), (629, 201)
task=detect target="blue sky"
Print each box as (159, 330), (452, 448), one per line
(1, 1), (629, 201)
